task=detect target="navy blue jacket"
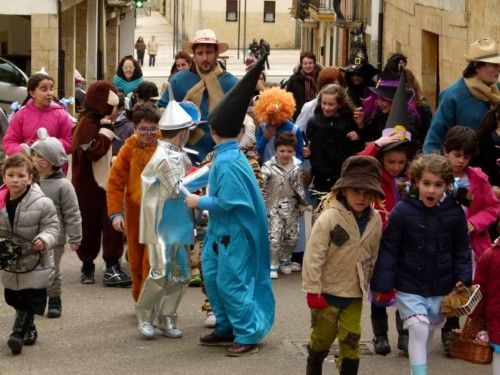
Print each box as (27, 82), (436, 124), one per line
(371, 194), (472, 297)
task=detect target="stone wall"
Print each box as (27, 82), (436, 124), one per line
(384, 0), (499, 109)
(31, 14), (59, 91)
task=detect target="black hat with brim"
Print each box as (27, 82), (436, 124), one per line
(343, 63), (379, 79)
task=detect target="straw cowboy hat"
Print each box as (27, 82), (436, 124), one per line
(182, 29), (229, 54)
(465, 37), (500, 64)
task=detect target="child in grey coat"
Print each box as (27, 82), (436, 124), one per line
(22, 128), (82, 319)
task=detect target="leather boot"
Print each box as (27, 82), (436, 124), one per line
(7, 310), (33, 355)
(47, 296), (62, 318)
(371, 317), (391, 355)
(395, 310), (409, 355)
(339, 358), (360, 375)
(306, 345), (329, 375)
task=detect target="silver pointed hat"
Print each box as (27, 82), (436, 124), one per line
(159, 83), (201, 130)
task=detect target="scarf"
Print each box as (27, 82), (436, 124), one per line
(183, 64), (225, 111)
(464, 76), (500, 106)
(113, 75), (144, 96)
(183, 65), (225, 145)
(301, 69), (318, 102)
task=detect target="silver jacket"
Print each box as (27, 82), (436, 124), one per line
(261, 156), (307, 209)
(1, 184), (59, 290)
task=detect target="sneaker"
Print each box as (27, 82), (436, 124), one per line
(200, 332), (234, 346)
(102, 264), (132, 287)
(189, 273), (202, 287)
(159, 327), (183, 338)
(80, 265), (95, 284)
(270, 269), (278, 279)
(138, 322), (155, 340)
(226, 343), (259, 357)
(204, 312), (216, 328)
(47, 297), (61, 318)
(291, 262), (302, 272)
(279, 262), (292, 275)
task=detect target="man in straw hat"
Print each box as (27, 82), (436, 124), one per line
(157, 29), (239, 164)
(136, 88), (207, 340)
(423, 37), (500, 154)
(185, 54), (275, 357)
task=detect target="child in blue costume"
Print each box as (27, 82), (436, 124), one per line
(185, 54), (275, 357)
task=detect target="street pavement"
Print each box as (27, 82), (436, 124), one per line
(0, 250), (492, 374)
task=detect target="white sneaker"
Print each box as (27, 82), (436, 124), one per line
(138, 322), (155, 340)
(291, 262), (302, 272)
(270, 270), (278, 279)
(204, 312), (216, 328)
(279, 264), (292, 275)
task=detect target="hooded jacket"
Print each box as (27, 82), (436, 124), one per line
(465, 166), (500, 258)
(3, 99), (73, 155)
(371, 194), (472, 296)
(0, 184), (59, 290)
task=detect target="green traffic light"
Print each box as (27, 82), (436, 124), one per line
(136, 0), (143, 8)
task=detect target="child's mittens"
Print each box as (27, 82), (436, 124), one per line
(371, 290), (396, 307)
(307, 293), (329, 309)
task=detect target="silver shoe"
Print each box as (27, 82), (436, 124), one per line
(138, 322), (155, 339)
(159, 315), (183, 338)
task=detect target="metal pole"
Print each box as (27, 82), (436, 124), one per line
(237, 0), (241, 59)
(243, 0), (247, 59)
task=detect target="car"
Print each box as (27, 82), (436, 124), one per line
(0, 57), (28, 114)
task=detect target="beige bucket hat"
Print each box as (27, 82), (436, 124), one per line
(182, 29), (229, 54)
(465, 38), (500, 64)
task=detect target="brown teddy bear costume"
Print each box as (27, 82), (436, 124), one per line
(72, 80), (131, 286)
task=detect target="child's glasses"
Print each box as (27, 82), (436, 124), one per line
(136, 127), (158, 135)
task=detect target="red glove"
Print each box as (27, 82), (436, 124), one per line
(307, 293), (329, 309)
(372, 290), (396, 307)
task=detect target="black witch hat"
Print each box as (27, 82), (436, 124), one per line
(381, 70), (415, 154)
(208, 52), (267, 138)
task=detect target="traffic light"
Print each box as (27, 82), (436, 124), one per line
(135, 0), (143, 8)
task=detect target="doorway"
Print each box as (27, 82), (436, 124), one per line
(421, 31), (439, 110)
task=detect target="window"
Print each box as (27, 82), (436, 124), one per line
(264, 1), (275, 23)
(226, 0), (238, 22)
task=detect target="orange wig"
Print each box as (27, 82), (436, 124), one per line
(253, 87), (296, 125)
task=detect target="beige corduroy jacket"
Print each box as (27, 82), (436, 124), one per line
(302, 199), (382, 298)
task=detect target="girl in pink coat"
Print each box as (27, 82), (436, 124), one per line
(3, 73), (73, 155)
(443, 126), (500, 261)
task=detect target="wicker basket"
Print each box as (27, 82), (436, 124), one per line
(450, 316), (493, 365)
(455, 285), (483, 316)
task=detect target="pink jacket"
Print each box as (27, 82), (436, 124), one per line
(3, 99), (73, 155)
(466, 166), (500, 258)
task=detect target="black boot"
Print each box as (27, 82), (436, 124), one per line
(371, 317), (391, 355)
(395, 310), (408, 356)
(306, 345), (329, 375)
(47, 296), (62, 318)
(339, 358), (359, 375)
(23, 322), (37, 346)
(7, 310), (33, 355)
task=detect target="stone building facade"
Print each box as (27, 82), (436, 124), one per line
(383, 0), (499, 109)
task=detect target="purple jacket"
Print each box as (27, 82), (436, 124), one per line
(466, 166), (500, 258)
(3, 99), (73, 155)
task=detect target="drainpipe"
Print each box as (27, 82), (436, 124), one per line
(377, 1), (383, 71)
(57, 0), (65, 99)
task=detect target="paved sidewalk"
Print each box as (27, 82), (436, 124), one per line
(135, 10), (300, 87)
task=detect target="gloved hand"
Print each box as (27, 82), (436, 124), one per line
(372, 290), (396, 307)
(307, 293), (329, 309)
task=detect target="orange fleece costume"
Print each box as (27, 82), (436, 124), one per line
(107, 134), (158, 301)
